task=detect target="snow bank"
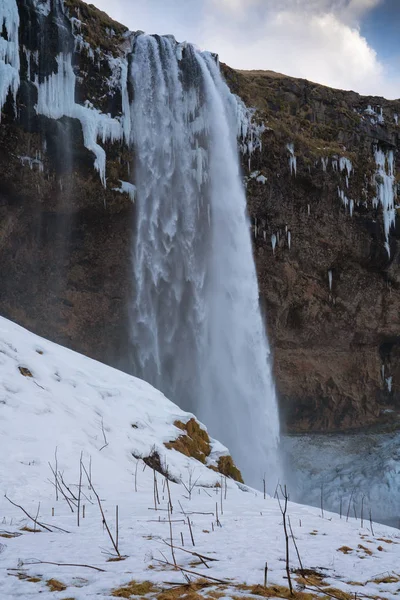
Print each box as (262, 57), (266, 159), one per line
(0, 317), (400, 599)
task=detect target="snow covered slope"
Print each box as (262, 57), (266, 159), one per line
(1, 317), (400, 600)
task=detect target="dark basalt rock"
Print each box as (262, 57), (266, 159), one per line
(1, 0), (400, 434)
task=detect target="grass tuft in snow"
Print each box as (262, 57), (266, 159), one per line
(111, 580), (156, 597)
(165, 419), (212, 464)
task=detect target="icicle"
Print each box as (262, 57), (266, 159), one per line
(113, 180), (136, 202)
(328, 270), (333, 291)
(386, 377), (393, 393)
(0, 0), (20, 120)
(287, 143), (297, 176)
(288, 231), (291, 250)
(308, 204), (311, 216)
(349, 199), (354, 217)
(271, 234), (277, 254)
(374, 148), (397, 257)
(35, 53), (124, 187)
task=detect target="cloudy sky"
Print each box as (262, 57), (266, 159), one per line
(91, 0), (399, 99)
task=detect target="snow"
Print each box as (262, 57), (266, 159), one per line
(35, 53), (124, 186)
(1, 317), (400, 599)
(0, 0), (20, 121)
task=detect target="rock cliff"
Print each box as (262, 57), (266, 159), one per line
(1, 0), (399, 432)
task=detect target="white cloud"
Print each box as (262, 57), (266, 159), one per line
(90, 0), (399, 99)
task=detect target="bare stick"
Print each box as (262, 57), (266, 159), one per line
(162, 540), (218, 562)
(263, 475), (266, 500)
(78, 452), (83, 527)
(154, 558), (228, 584)
(320, 484), (324, 519)
(220, 477), (223, 516)
(100, 418), (109, 451)
(47, 471), (75, 512)
(134, 459), (139, 493)
(55, 447), (59, 502)
(168, 505), (176, 566)
(116, 505), (119, 553)
(187, 516), (195, 547)
(264, 562), (268, 587)
(81, 463), (120, 556)
(346, 489), (354, 522)
(277, 485), (293, 596)
(216, 502), (221, 527)
(26, 559), (105, 572)
(369, 509), (375, 536)
(180, 532), (184, 547)
(34, 503), (40, 533)
(361, 496), (364, 528)
(340, 497), (342, 519)
(58, 472), (78, 502)
(4, 495), (52, 532)
(288, 515), (304, 575)
(166, 477), (173, 514)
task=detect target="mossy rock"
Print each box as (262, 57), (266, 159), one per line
(216, 455), (244, 483)
(165, 419), (211, 464)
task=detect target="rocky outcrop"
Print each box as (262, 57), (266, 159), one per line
(1, 0), (400, 433)
(224, 67), (400, 432)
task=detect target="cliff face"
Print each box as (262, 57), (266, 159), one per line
(1, 0), (400, 433)
(224, 67), (400, 432)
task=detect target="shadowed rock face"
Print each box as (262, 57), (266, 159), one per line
(1, 0), (400, 433)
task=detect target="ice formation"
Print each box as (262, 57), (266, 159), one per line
(374, 148), (397, 256)
(35, 53), (124, 186)
(0, 0), (20, 120)
(287, 142), (297, 176)
(113, 180), (136, 202)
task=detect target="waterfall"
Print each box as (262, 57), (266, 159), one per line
(129, 34), (280, 488)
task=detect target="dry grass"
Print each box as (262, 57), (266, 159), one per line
(371, 575), (400, 584)
(18, 366), (33, 377)
(322, 589), (353, 600)
(358, 544), (373, 556)
(337, 546), (353, 554)
(20, 526), (42, 533)
(295, 569), (328, 588)
(47, 579), (67, 592)
(165, 419), (212, 464)
(112, 581), (157, 598)
(216, 456), (243, 483)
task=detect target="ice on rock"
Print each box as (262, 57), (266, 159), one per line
(287, 142), (297, 176)
(386, 376), (393, 393)
(328, 270), (333, 291)
(113, 180), (136, 202)
(375, 148), (397, 257)
(339, 156), (352, 177)
(235, 99), (266, 169)
(271, 233), (277, 254)
(35, 53), (124, 186)
(321, 157), (329, 172)
(0, 0), (20, 121)
(287, 231), (291, 250)
(395, 114), (399, 126)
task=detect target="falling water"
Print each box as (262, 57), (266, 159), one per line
(129, 34), (280, 487)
